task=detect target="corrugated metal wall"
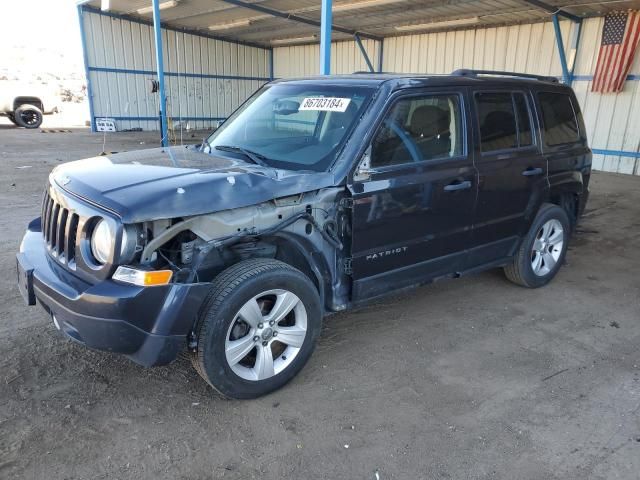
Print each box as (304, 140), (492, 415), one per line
(82, 9), (271, 132)
(274, 18), (640, 175)
(573, 17), (640, 175)
(273, 39), (381, 77)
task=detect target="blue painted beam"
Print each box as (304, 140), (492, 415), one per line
(82, 5), (271, 50)
(521, 0), (581, 22)
(77, 5), (97, 132)
(572, 74), (640, 81)
(552, 14), (571, 85)
(592, 149), (640, 159)
(100, 115), (226, 122)
(88, 66), (270, 81)
(218, 0), (382, 41)
(354, 34), (375, 73)
(320, 0), (333, 75)
(152, 0), (169, 147)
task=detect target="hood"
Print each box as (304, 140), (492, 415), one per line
(50, 146), (336, 223)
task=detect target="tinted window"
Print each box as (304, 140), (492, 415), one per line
(514, 93), (533, 146)
(476, 92), (537, 152)
(371, 94), (463, 167)
(538, 92), (580, 145)
(476, 92), (517, 151)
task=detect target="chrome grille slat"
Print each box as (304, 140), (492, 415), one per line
(43, 196), (53, 242)
(57, 208), (68, 258)
(49, 204), (60, 251)
(42, 190), (80, 268)
(66, 213), (79, 264)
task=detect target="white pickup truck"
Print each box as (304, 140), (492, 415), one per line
(0, 82), (59, 128)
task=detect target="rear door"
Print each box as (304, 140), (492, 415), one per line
(468, 88), (547, 266)
(348, 89), (477, 300)
(536, 90), (591, 203)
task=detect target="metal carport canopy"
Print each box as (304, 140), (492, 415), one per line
(81, 0), (639, 48)
(79, 0), (640, 146)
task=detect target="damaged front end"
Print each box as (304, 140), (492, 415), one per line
(121, 187), (353, 314)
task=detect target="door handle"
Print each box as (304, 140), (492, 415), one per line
(522, 167), (544, 177)
(444, 180), (472, 192)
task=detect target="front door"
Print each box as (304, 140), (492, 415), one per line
(348, 90), (477, 300)
(468, 89), (547, 266)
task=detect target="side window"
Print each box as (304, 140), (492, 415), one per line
(370, 94), (463, 168)
(513, 93), (533, 147)
(476, 92), (536, 152)
(538, 92), (580, 146)
(476, 92), (517, 151)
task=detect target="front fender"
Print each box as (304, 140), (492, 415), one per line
(270, 232), (343, 314)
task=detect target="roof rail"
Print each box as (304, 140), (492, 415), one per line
(452, 69), (559, 83)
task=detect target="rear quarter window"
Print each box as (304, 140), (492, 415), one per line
(538, 92), (580, 146)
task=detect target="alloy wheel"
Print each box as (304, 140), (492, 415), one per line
(531, 219), (564, 276)
(224, 289), (308, 381)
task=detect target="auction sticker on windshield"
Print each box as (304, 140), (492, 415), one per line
(299, 97), (351, 112)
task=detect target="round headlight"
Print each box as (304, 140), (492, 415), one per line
(91, 219), (113, 264)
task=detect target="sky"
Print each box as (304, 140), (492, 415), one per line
(0, 1), (85, 80)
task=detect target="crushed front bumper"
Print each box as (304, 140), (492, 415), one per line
(17, 218), (209, 367)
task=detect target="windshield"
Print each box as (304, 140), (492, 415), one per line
(205, 84), (374, 172)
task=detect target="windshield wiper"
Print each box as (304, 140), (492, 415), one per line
(214, 145), (270, 166)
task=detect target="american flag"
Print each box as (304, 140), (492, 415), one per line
(592, 10), (640, 93)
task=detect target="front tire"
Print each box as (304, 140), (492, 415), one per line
(191, 259), (322, 399)
(14, 104), (43, 129)
(504, 203), (570, 288)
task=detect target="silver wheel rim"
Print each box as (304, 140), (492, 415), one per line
(531, 219), (564, 277)
(224, 289), (307, 381)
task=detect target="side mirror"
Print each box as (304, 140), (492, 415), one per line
(353, 145), (378, 182)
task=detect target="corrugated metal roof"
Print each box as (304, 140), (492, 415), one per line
(83, 0), (640, 46)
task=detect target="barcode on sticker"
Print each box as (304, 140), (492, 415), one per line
(299, 97), (351, 112)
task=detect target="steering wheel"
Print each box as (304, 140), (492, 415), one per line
(385, 119), (422, 163)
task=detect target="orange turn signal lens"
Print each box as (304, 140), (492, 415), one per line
(112, 266), (173, 286)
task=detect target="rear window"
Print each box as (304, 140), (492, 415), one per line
(538, 92), (580, 146)
(475, 92), (534, 152)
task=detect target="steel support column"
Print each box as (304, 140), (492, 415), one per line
(552, 14), (571, 85)
(77, 5), (97, 132)
(354, 34), (375, 73)
(269, 48), (274, 80)
(152, 0), (169, 147)
(320, 0), (333, 75)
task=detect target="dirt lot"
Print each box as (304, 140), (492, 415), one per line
(1, 121), (639, 480)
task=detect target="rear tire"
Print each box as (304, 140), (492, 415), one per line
(191, 259), (322, 399)
(504, 203), (570, 288)
(14, 104), (43, 129)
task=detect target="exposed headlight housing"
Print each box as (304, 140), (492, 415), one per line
(90, 220), (138, 265)
(90, 219), (113, 264)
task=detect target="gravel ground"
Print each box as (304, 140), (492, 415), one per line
(1, 121), (639, 480)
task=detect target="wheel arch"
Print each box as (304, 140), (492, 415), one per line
(13, 96), (44, 112)
(264, 232), (332, 312)
(547, 173), (584, 228)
